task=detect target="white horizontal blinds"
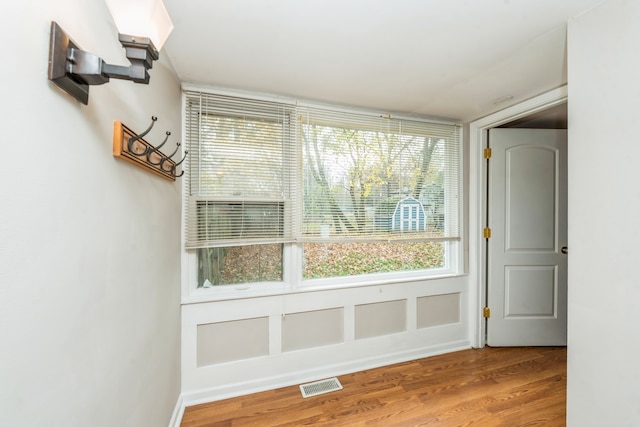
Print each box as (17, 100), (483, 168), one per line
(300, 105), (460, 242)
(184, 91), (295, 248)
(397, 119), (461, 240)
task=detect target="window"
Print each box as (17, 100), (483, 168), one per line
(298, 105), (460, 280)
(184, 90), (461, 291)
(184, 93), (295, 287)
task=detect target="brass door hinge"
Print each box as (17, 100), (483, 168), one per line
(484, 148), (492, 159)
(483, 307), (491, 318)
(483, 227), (492, 239)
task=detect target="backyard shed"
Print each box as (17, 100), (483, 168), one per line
(392, 196), (427, 232)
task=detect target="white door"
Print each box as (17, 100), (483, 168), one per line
(487, 128), (567, 346)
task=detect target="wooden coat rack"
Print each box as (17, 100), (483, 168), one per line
(113, 116), (187, 181)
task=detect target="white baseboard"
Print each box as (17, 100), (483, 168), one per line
(168, 393), (186, 427)
(182, 339), (470, 408)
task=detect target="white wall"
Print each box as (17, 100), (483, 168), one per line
(567, 0), (640, 425)
(0, 1), (182, 426)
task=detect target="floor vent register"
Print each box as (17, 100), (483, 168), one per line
(299, 377), (343, 398)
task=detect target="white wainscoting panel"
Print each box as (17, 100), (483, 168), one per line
(181, 276), (469, 406)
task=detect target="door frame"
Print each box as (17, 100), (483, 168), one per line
(468, 85), (567, 348)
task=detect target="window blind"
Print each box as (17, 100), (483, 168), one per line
(184, 91), (297, 248)
(184, 90), (461, 249)
(298, 105), (460, 242)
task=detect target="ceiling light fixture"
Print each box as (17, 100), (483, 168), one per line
(47, 0), (173, 105)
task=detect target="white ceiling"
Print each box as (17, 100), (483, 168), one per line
(161, 0), (603, 123)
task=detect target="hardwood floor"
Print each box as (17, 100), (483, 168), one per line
(181, 346), (566, 427)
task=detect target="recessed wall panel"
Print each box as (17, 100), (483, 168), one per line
(282, 308), (344, 352)
(355, 299), (406, 340)
(417, 293), (460, 328)
(197, 317), (269, 366)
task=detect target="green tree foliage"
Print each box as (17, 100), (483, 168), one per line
(302, 121), (444, 236)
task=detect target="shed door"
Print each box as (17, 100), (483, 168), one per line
(401, 204), (419, 231)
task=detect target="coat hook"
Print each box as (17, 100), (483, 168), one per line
(113, 116), (185, 181)
(170, 151), (189, 177)
(160, 143), (182, 172)
(165, 142), (182, 162)
(147, 131), (171, 165)
(174, 150), (188, 167)
(128, 116), (157, 156)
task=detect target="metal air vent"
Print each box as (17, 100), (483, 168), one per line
(299, 377), (343, 398)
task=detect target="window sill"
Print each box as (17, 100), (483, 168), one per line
(181, 269), (465, 305)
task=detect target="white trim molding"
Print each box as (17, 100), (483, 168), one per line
(182, 339), (470, 406)
(168, 394), (186, 427)
(468, 86), (568, 348)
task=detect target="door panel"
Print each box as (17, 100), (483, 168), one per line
(487, 128), (567, 346)
(505, 146), (557, 251)
(505, 265), (557, 317)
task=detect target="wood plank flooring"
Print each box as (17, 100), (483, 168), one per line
(181, 346), (566, 427)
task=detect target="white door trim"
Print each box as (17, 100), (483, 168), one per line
(468, 86), (568, 348)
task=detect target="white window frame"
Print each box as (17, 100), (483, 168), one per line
(180, 85), (464, 303)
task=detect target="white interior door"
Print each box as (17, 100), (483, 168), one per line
(487, 128), (567, 346)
